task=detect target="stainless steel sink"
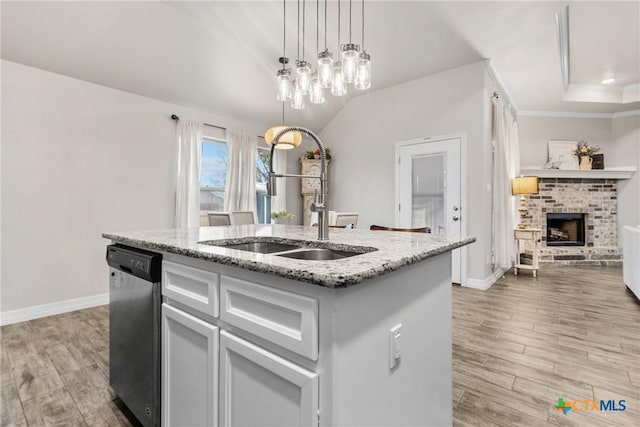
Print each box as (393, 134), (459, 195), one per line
(216, 241), (302, 254)
(276, 248), (360, 261)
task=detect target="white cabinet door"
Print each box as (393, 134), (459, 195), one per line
(219, 331), (319, 427)
(162, 303), (219, 427)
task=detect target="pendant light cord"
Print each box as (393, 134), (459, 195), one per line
(337, 0), (341, 52)
(316, 0), (319, 57)
(297, 0), (300, 61)
(323, 0), (327, 50)
(361, 0), (365, 50)
(282, 0), (286, 68)
(302, 0), (306, 61)
(349, 0), (352, 43)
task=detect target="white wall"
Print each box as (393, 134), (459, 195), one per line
(1, 60), (270, 313)
(518, 113), (640, 241)
(611, 115), (640, 233)
(318, 61), (492, 282)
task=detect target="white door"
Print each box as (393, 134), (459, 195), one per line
(162, 303), (219, 427)
(396, 135), (463, 283)
(219, 331), (319, 427)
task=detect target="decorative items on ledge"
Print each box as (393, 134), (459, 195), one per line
(573, 140), (600, 170)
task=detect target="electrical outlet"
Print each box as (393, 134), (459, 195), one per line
(389, 324), (402, 369)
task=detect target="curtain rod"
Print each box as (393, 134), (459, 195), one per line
(171, 114), (264, 139)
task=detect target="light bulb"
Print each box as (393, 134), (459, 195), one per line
(309, 73), (325, 104)
(276, 68), (292, 101)
(331, 61), (347, 96)
(318, 50), (333, 88)
(354, 51), (371, 90)
(291, 80), (305, 109)
(341, 43), (360, 84)
(296, 60), (311, 95)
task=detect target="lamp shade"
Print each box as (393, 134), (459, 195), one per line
(264, 126), (303, 150)
(512, 176), (539, 195)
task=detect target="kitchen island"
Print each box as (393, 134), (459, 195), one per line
(104, 225), (474, 426)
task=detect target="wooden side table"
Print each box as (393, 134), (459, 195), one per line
(514, 228), (541, 277)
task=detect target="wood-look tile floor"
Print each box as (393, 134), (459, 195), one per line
(1, 265), (638, 426)
(453, 265), (640, 427)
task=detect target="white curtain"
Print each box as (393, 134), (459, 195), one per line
(492, 96), (521, 269)
(270, 149), (288, 214)
(224, 129), (257, 213)
(175, 120), (203, 229)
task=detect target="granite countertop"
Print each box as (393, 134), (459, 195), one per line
(103, 225), (475, 288)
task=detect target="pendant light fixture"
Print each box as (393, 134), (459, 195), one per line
(355, 0), (371, 90)
(341, 0), (360, 84)
(317, 0), (333, 88)
(266, 0), (302, 149)
(265, 104), (303, 149)
(309, 0), (325, 104)
(274, 0), (371, 107)
(331, 0), (347, 96)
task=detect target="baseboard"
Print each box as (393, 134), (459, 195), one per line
(464, 267), (509, 290)
(0, 293), (109, 326)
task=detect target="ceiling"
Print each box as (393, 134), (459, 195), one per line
(2, 1), (638, 132)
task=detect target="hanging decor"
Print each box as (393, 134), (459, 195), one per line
(274, 0), (371, 109)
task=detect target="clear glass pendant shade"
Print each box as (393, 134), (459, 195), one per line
(354, 51), (371, 90)
(330, 61), (347, 96)
(341, 44), (359, 84)
(291, 80), (305, 109)
(296, 61), (312, 95)
(309, 73), (325, 104)
(317, 50), (334, 88)
(276, 68), (292, 101)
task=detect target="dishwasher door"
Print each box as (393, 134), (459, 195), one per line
(109, 267), (161, 427)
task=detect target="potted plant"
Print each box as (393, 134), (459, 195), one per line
(304, 148), (332, 160)
(271, 210), (297, 225)
(574, 140), (599, 170)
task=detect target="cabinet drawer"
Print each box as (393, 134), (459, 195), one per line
(220, 275), (319, 360)
(163, 261), (219, 318)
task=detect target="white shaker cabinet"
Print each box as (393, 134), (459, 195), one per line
(161, 303), (219, 427)
(219, 331), (319, 427)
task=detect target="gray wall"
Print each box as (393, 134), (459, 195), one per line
(316, 61), (493, 283)
(1, 60), (271, 313)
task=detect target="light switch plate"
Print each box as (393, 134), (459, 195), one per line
(389, 324), (402, 369)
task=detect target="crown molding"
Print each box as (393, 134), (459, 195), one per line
(517, 110), (640, 119)
(556, 6), (640, 105)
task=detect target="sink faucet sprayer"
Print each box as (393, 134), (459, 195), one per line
(267, 127), (329, 240)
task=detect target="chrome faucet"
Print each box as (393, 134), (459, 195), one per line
(267, 127), (329, 240)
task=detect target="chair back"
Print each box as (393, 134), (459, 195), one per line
(369, 225), (430, 233)
(208, 212), (232, 226)
(230, 211), (256, 225)
(334, 212), (359, 228)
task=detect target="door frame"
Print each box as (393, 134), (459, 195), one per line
(394, 132), (468, 286)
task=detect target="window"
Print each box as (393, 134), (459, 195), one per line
(199, 138), (271, 224)
(200, 138), (227, 212)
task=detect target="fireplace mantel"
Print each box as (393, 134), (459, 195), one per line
(520, 166), (636, 180)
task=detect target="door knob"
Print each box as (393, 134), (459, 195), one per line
(452, 216), (460, 221)
(453, 206), (459, 211)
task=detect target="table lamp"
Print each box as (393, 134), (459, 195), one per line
(512, 176), (539, 229)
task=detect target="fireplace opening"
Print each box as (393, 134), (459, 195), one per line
(546, 213), (586, 246)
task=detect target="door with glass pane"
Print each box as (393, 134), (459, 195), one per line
(396, 136), (462, 283)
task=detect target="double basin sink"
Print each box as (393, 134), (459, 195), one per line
(199, 238), (377, 261)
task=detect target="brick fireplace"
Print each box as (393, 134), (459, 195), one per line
(525, 178), (621, 265)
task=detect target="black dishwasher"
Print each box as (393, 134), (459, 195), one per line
(106, 244), (162, 427)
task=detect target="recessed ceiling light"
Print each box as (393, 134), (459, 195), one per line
(601, 78), (616, 84)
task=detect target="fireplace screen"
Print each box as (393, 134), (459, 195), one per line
(546, 213), (586, 246)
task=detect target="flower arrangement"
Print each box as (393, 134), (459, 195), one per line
(304, 148), (332, 160)
(574, 140), (600, 158)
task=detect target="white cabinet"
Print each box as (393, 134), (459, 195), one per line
(162, 303), (219, 427)
(219, 331), (319, 427)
